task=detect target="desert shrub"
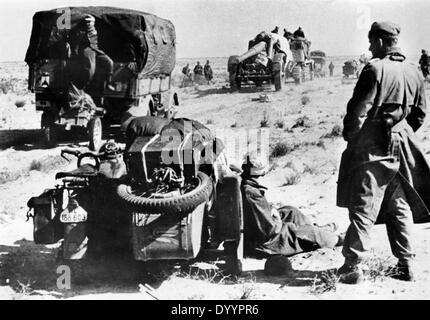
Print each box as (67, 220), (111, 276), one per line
(236, 274), (257, 300)
(0, 79), (15, 94)
(271, 141), (294, 158)
(292, 115), (312, 128)
(309, 270), (338, 295)
(301, 95), (311, 105)
(0, 170), (25, 184)
(322, 124), (343, 139)
(29, 160), (42, 171)
(284, 159), (304, 173)
(274, 119), (284, 129)
(303, 163), (318, 175)
(282, 169), (301, 186)
(316, 139), (326, 149)
(362, 252), (397, 282)
(260, 111), (270, 128)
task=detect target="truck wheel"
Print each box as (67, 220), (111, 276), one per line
(43, 125), (58, 147)
(274, 69), (282, 91)
(229, 71), (239, 91)
(117, 171), (213, 214)
(88, 117), (102, 151)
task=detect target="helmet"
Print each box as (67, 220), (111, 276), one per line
(242, 151), (269, 176)
(100, 141), (121, 159)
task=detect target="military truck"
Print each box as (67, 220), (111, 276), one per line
(227, 31), (292, 91)
(25, 7), (179, 150)
(310, 50), (326, 78)
(342, 60), (358, 78)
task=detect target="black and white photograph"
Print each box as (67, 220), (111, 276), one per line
(1, 0), (430, 301)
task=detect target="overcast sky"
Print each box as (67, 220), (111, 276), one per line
(0, 0), (429, 61)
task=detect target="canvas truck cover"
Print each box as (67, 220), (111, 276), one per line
(25, 6), (176, 77)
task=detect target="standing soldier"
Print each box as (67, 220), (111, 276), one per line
(336, 21), (430, 284)
(181, 63), (192, 87)
(204, 60), (213, 84)
(193, 61), (203, 84)
(328, 61), (335, 77)
(419, 49), (429, 80)
(193, 61), (203, 75)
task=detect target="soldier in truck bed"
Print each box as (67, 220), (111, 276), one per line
(67, 15), (115, 91)
(293, 26), (306, 39)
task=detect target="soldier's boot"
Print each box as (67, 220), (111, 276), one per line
(337, 263), (364, 284)
(390, 260), (415, 282)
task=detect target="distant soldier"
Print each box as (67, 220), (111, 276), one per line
(329, 61), (335, 77)
(193, 61), (203, 76)
(271, 26), (279, 34)
(204, 60), (213, 84)
(419, 49), (429, 79)
(182, 63), (190, 76)
(283, 28), (294, 41)
(181, 63), (192, 87)
(293, 26), (305, 39)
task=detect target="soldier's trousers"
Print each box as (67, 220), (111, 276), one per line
(342, 173), (415, 265)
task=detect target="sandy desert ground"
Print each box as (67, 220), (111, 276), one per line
(1, 56), (430, 300)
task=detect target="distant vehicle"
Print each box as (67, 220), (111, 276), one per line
(25, 7), (179, 150)
(342, 60), (358, 79)
(285, 38), (315, 84)
(227, 31), (292, 91)
(310, 50), (326, 78)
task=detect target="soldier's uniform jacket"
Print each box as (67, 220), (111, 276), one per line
(241, 176), (339, 256)
(337, 47), (430, 224)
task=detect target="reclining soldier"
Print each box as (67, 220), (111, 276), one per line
(240, 153), (344, 258)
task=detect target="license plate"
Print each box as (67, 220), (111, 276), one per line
(60, 206), (87, 223)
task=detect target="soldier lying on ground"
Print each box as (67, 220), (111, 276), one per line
(240, 153), (344, 261)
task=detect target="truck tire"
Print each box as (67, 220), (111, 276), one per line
(274, 69), (282, 91)
(43, 125), (59, 147)
(116, 172), (213, 214)
(41, 112), (58, 147)
(229, 71), (239, 91)
(88, 116), (102, 151)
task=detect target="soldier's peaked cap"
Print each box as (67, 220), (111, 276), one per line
(368, 21), (400, 38)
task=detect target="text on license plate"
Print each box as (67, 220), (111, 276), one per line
(60, 207), (88, 223)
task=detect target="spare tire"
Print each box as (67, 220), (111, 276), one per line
(117, 172), (213, 214)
